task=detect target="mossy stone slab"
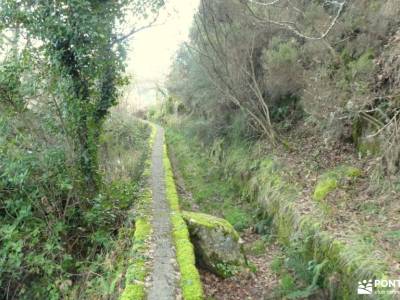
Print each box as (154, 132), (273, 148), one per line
(182, 211), (245, 278)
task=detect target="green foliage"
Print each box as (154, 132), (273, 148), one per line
(0, 114), (74, 298)
(165, 127), (254, 233)
(0, 109), (152, 298)
(384, 230), (400, 241)
(166, 123), (391, 299)
(271, 256), (284, 273)
(313, 166), (362, 201)
(1, 0), (164, 191)
(162, 0), (400, 143)
(0, 0), (164, 296)
(215, 262), (239, 278)
(313, 178), (338, 201)
(279, 274), (297, 295)
(347, 50), (375, 82)
(224, 208), (250, 231)
(270, 238), (328, 299)
(100, 113), (151, 182)
(265, 38), (300, 66)
(73, 120), (153, 299)
(0, 51), (30, 112)
(337, 49), (375, 95)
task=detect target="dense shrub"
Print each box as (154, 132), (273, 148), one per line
(0, 108), (151, 298)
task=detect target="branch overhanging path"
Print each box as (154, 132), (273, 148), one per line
(147, 126), (179, 300)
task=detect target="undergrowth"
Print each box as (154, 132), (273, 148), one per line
(0, 109), (152, 299)
(164, 121), (393, 299)
(165, 128), (252, 232)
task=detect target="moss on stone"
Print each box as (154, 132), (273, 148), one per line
(182, 211), (240, 241)
(119, 124), (156, 300)
(182, 210), (245, 278)
(119, 285), (145, 300)
(163, 144), (204, 300)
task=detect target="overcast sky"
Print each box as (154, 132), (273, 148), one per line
(123, 0), (199, 108)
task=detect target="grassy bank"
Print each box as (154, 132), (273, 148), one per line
(165, 123), (395, 299)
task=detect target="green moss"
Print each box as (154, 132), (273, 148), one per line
(163, 144), (204, 300)
(182, 211), (239, 241)
(313, 166), (362, 201)
(119, 124), (156, 300)
(313, 178), (338, 201)
(344, 166), (362, 178)
(119, 285), (145, 300)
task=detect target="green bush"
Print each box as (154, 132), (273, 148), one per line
(0, 110), (152, 298)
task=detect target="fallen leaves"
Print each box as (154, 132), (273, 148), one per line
(200, 231), (281, 300)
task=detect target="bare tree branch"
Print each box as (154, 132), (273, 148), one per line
(112, 11), (160, 45)
(247, 0), (283, 6)
(245, 0), (347, 40)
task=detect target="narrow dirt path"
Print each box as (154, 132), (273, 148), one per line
(147, 126), (178, 300)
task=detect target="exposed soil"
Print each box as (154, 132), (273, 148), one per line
(199, 231), (281, 300)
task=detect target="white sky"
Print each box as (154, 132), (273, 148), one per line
(124, 0), (199, 108)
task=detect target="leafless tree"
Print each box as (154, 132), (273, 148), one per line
(187, 0), (277, 141)
(245, 0), (347, 40)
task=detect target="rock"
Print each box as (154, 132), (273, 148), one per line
(182, 211), (246, 278)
